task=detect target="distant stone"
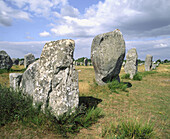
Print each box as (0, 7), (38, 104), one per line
(9, 73), (23, 90)
(91, 29), (125, 85)
(19, 60), (24, 65)
(0, 50), (13, 70)
(151, 64), (157, 70)
(80, 62), (83, 66)
(84, 58), (88, 66)
(122, 61), (126, 67)
(76, 62), (80, 66)
(20, 39), (79, 117)
(24, 53), (35, 68)
(124, 48), (138, 79)
(139, 63), (144, 66)
(145, 55), (153, 71)
(12, 58), (19, 65)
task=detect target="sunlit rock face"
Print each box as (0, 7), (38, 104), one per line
(20, 39), (79, 117)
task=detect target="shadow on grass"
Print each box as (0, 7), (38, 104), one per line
(79, 96), (102, 108)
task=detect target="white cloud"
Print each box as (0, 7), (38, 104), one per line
(0, 0), (30, 26)
(39, 31), (50, 37)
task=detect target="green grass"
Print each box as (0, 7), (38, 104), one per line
(101, 120), (154, 138)
(121, 73), (130, 79)
(0, 68), (26, 74)
(107, 80), (128, 94)
(0, 85), (103, 137)
(133, 73), (142, 81)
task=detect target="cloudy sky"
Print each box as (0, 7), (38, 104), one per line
(0, 0), (170, 60)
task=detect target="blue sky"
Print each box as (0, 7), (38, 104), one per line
(0, 0), (170, 60)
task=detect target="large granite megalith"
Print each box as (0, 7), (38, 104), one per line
(20, 39), (79, 117)
(145, 55), (153, 71)
(24, 53), (35, 68)
(124, 48), (138, 79)
(91, 29), (126, 85)
(0, 50), (13, 70)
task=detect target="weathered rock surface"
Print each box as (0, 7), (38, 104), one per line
(0, 50), (13, 69)
(20, 39), (79, 117)
(84, 58), (88, 66)
(9, 73), (23, 90)
(24, 53), (35, 68)
(124, 48), (138, 79)
(12, 58), (19, 65)
(91, 29), (125, 85)
(145, 55), (153, 71)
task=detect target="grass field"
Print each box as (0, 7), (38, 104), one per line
(0, 64), (170, 138)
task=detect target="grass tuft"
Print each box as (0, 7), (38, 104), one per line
(107, 80), (128, 94)
(121, 73), (130, 79)
(101, 120), (154, 139)
(133, 73), (142, 81)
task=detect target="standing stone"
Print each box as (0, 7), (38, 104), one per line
(145, 55), (153, 71)
(151, 64), (157, 70)
(122, 61), (126, 67)
(24, 53), (35, 68)
(124, 48), (138, 79)
(12, 58), (19, 65)
(20, 39), (79, 117)
(9, 73), (23, 90)
(80, 62), (83, 66)
(19, 60), (24, 65)
(77, 62), (80, 66)
(91, 29), (125, 85)
(0, 50), (13, 70)
(84, 58), (88, 66)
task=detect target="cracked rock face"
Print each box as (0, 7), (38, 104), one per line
(91, 29), (125, 85)
(0, 50), (13, 70)
(124, 48), (138, 79)
(20, 39), (79, 117)
(145, 55), (153, 71)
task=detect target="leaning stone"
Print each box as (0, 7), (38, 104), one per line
(145, 55), (153, 71)
(0, 50), (13, 70)
(24, 53), (35, 68)
(91, 29), (125, 85)
(124, 48), (138, 79)
(20, 39), (79, 117)
(9, 73), (23, 90)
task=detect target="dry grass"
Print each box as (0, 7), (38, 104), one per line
(0, 64), (170, 138)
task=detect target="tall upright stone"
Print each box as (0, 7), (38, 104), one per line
(20, 39), (79, 117)
(24, 53), (35, 68)
(84, 58), (88, 66)
(124, 48), (138, 79)
(145, 55), (153, 71)
(0, 50), (13, 70)
(91, 29), (125, 85)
